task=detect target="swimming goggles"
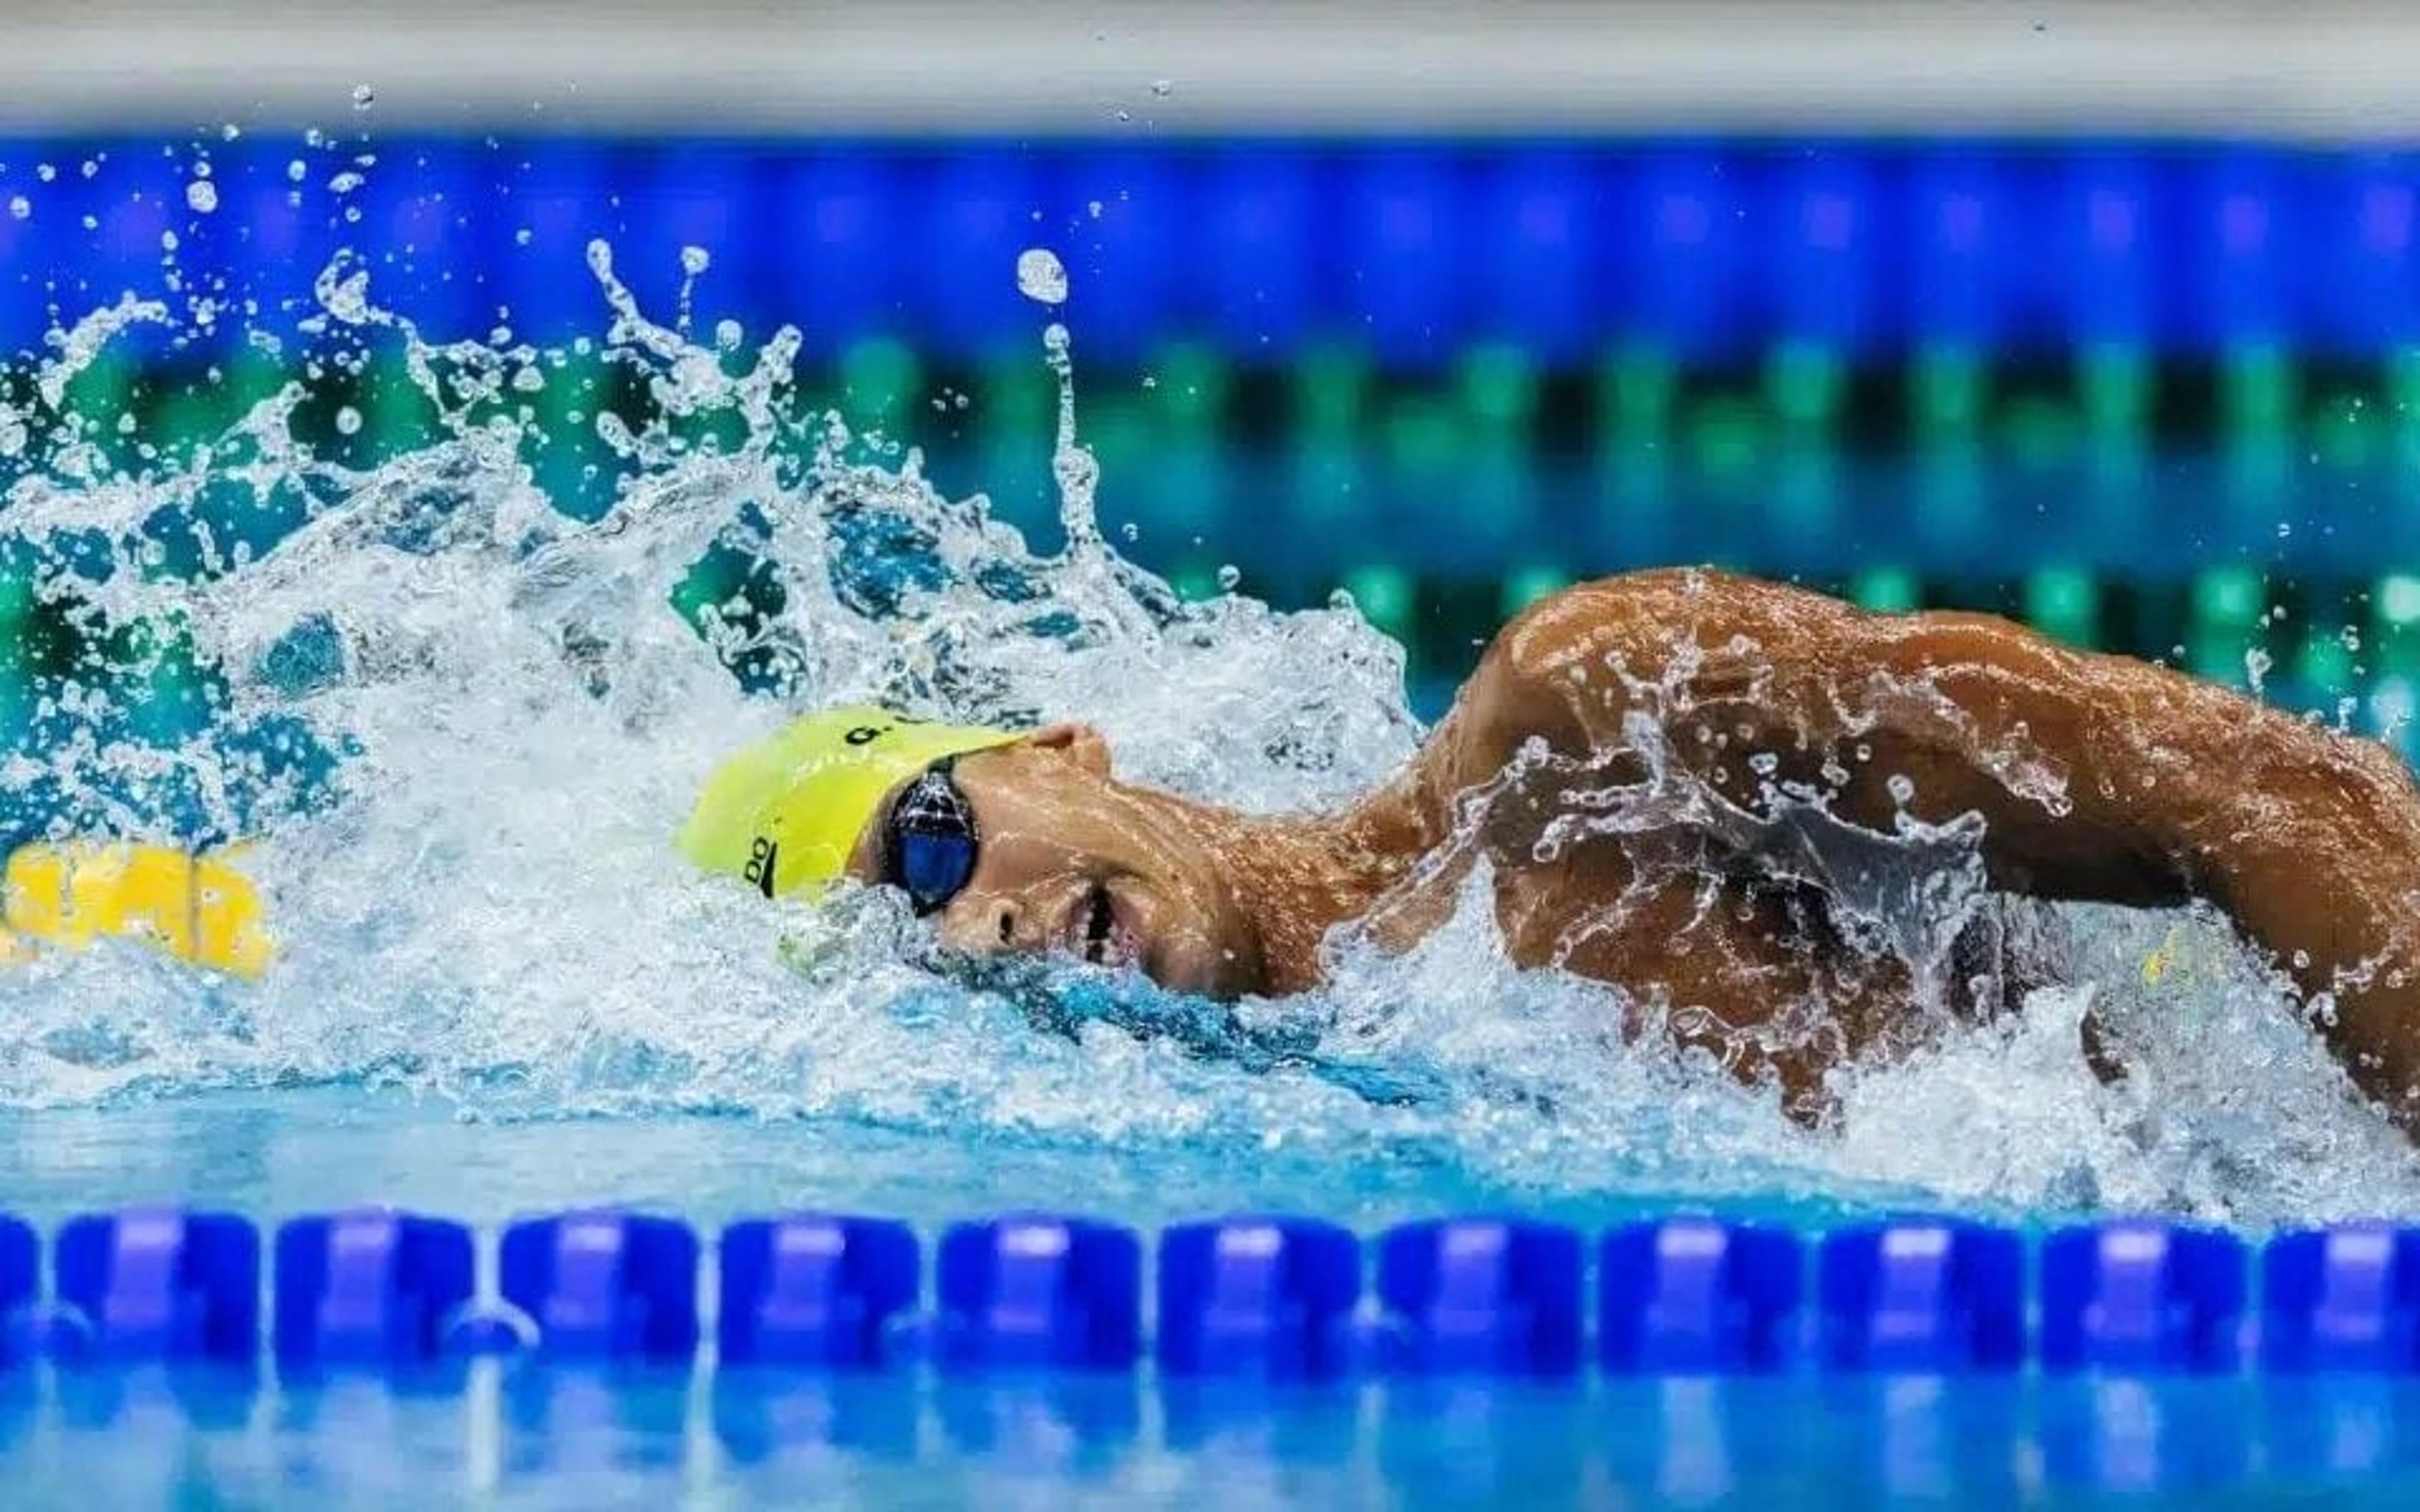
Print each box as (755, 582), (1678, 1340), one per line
(883, 757), (981, 915)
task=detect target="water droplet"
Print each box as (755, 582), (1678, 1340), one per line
(185, 179), (218, 214)
(1216, 564), (1242, 592)
(221, 122), (241, 141)
(1015, 246), (1068, 306)
(351, 84), (376, 110)
(1151, 78), (1173, 96)
(5, 195), (26, 221)
(335, 405), (362, 436)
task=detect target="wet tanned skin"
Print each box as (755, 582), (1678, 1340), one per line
(852, 568), (2420, 1131)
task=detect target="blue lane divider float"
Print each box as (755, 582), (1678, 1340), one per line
(53, 1208), (258, 1363)
(0, 1213), (35, 1363)
(936, 1215), (1141, 1372)
(1818, 1217), (2025, 1372)
(1378, 1217), (1582, 1376)
(1601, 1217), (1801, 1374)
(1159, 1216), (1357, 1379)
(2040, 1220), (2247, 1374)
(2261, 1223), (2420, 1373)
(272, 1210), (473, 1370)
(7, 1210), (2420, 1381)
(500, 1211), (700, 1363)
(718, 1213), (918, 1369)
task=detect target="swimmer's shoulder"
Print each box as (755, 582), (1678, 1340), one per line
(1427, 568), (1737, 788)
(1431, 568), (1899, 787)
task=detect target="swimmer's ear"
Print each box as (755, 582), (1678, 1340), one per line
(1025, 723), (1112, 777)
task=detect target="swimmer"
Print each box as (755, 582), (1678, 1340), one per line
(680, 567), (2420, 1129)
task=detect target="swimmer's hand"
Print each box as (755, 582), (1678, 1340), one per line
(0, 840), (272, 978)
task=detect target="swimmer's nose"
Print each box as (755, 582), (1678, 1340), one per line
(938, 895), (1028, 956)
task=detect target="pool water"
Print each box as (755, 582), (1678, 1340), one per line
(8, 1348), (2420, 1506)
(8, 200), (2420, 1503)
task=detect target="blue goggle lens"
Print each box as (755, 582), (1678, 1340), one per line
(887, 760), (981, 915)
(896, 827), (978, 913)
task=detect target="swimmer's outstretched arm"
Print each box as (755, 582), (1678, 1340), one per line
(1402, 567), (2420, 1125)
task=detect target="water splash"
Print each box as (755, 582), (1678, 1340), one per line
(0, 198), (2413, 1228)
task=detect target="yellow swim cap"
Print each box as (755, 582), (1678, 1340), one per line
(678, 706), (1020, 902)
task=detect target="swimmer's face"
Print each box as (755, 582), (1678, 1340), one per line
(848, 726), (1264, 997)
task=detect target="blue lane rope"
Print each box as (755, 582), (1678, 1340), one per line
(0, 137), (2411, 365)
(5, 1209), (2420, 1380)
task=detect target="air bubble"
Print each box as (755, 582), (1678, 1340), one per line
(679, 245), (712, 277)
(5, 195), (26, 221)
(335, 405), (362, 436)
(351, 84), (376, 110)
(1216, 564), (1242, 592)
(185, 180), (218, 214)
(1015, 246), (1068, 305)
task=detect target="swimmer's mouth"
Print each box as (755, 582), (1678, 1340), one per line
(1078, 884), (1138, 970)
